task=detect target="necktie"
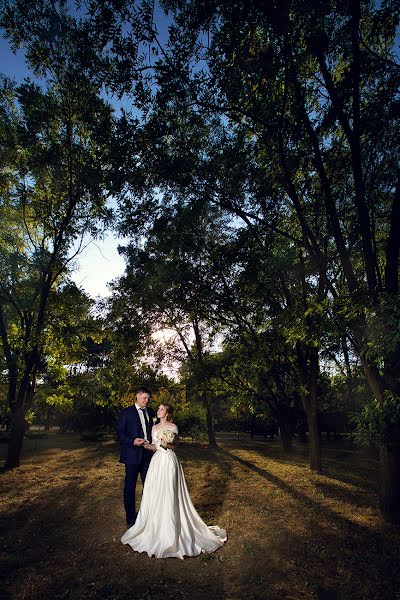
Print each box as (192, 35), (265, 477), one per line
(140, 408), (148, 423)
(138, 407), (148, 440)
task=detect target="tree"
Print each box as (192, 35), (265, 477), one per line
(0, 1), (114, 468)
(85, 0), (400, 520)
(108, 202), (233, 446)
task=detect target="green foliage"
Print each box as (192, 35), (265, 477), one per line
(173, 409), (208, 442)
(0, 1), (121, 468)
(353, 391), (400, 446)
(90, 0), (399, 421)
(365, 296), (400, 370)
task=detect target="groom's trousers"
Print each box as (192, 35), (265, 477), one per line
(124, 457), (151, 525)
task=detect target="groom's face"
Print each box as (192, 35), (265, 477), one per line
(136, 392), (150, 408)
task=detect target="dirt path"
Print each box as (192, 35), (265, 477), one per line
(1, 432), (399, 599)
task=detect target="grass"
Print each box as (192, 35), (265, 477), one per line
(1, 431), (400, 600)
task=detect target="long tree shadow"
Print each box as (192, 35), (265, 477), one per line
(1, 478), (99, 595)
(223, 520), (400, 600)
(1, 451), (227, 600)
(219, 447), (400, 588)
(215, 443), (400, 599)
(174, 444), (233, 522)
(322, 456), (378, 494)
(246, 439), (379, 494)
(219, 447), (378, 533)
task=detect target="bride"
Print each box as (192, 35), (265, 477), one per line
(121, 403), (227, 559)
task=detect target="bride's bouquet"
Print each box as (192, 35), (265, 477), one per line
(158, 429), (176, 449)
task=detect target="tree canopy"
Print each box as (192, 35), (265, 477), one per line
(0, 0), (399, 522)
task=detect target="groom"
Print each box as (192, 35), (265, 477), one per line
(117, 385), (156, 527)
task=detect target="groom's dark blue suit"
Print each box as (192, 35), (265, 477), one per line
(117, 405), (155, 526)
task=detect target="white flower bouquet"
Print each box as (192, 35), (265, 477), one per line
(158, 429), (176, 449)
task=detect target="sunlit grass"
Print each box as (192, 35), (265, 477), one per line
(1, 432), (399, 599)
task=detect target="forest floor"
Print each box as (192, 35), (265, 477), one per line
(1, 430), (400, 600)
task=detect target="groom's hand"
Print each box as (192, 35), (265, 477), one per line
(134, 438), (144, 446)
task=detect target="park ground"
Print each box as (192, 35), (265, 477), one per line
(1, 431), (400, 600)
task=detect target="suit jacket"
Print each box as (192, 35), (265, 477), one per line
(117, 405), (155, 465)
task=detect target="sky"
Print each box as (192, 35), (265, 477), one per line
(68, 231), (128, 298)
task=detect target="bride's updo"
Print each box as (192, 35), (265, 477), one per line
(164, 404), (174, 422)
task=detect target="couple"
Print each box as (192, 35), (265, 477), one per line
(117, 386), (227, 559)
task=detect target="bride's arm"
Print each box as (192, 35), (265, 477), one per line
(144, 426), (157, 451)
(143, 441), (156, 451)
(165, 438), (179, 449)
(166, 431), (179, 449)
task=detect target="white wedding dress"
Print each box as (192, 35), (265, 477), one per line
(121, 425), (227, 559)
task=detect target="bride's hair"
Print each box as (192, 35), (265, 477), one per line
(164, 403), (174, 422)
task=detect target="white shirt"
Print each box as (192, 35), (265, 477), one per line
(135, 404), (149, 441)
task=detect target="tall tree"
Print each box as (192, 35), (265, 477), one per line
(109, 202), (234, 446)
(87, 0), (400, 520)
(0, 1), (114, 468)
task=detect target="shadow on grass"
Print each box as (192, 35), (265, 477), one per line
(312, 479), (373, 509)
(229, 523), (400, 600)
(220, 447), (375, 531)
(0, 432), (101, 465)
(235, 437), (379, 495)
(1, 443), (228, 600)
(218, 447), (400, 599)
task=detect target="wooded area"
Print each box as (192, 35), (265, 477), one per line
(0, 0), (399, 539)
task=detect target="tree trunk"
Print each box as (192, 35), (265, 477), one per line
(360, 355), (400, 522)
(297, 420), (307, 443)
(3, 364), (22, 469)
(308, 348), (322, 473)
(192, 319), (217, 447)
(4, 403), (25, 470)
(44, 406), (50, 431)
(379, 424), (400, 523)
(350, 319), (400, 522)
(279, 419), (292, 451)
(305, 401), (322, 473)
(4, 363), (36, 470)
(250, 413), (255, 439)
(203, 392), (217, 447)
(276, 403), (293, 450)
(297, 342), (322, 473)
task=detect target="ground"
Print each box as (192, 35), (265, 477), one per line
(1, 431), (400, 600)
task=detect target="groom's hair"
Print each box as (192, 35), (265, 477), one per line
(136, 385), (151, 395)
